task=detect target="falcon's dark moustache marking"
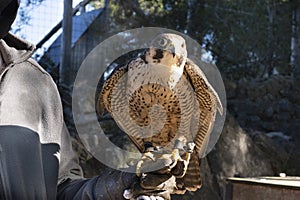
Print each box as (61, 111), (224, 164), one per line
(153, 49), (164, 60)
(140, 53), (148, 64)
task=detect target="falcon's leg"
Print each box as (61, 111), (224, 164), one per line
(136, 140), (196, 178)
(136, 144), (156, 176)
(169, 138), (196, 178)
(136, 142), (171, 176)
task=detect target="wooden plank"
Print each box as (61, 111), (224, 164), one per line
(226, 177), (300, 200)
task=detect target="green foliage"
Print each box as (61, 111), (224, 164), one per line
(88, 0), (294, 81)
(206, 0), (292, 80)
(89, 0), (105, 8)
(138, 0), (165, 16)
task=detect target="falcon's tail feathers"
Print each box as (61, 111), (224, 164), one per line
(177, 151), (202, 191)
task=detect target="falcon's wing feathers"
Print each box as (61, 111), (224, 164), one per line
(184, 59), (223, 156)
(118, 58), (150, 153)
(97, 59), (147, 153)
(97, 65), (128, 115)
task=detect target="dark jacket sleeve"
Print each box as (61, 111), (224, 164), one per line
(57, 168), (137, 200)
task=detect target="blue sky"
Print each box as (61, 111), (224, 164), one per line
(12, 0), (83, 45)
(11, 0), (91, 58)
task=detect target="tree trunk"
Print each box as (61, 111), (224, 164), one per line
(266, 0), (275, 77)
(59, 0), (73, 134)
(60, 0), (73, 87)
(185, 0), (197, 35)
(291, 0), (300, 87)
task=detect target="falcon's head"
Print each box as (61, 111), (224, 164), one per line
(146, 33), (187, 70)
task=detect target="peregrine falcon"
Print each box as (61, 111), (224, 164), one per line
(97, 33), (223, 192)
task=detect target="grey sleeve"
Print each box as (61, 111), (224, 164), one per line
(57, 124), (84, 185)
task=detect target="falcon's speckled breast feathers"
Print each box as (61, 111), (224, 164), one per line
(97, 33), (223, 192)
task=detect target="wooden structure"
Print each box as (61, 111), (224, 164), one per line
(226, 177), (300, 200)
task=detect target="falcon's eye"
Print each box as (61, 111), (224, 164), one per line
(158, 38), (168, 47)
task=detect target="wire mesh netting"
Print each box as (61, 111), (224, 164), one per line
(11, 0), (99, 81)
(12, 0), (64, 60)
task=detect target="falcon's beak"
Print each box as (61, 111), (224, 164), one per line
(169, 45), (176, 57)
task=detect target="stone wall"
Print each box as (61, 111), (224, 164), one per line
(188, 75), (300, 199)
(227, 75), (300, 143)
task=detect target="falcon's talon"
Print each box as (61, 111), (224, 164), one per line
(144, 155), (155, 161)
(185, 142), (196, 153)
(154, 146), (163, 153)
